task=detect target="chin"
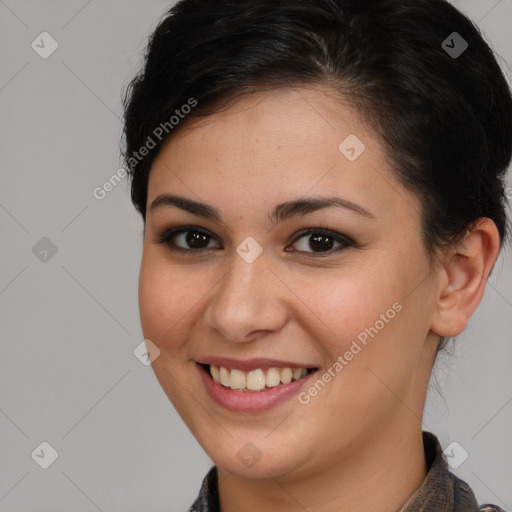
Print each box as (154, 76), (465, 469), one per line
(211, 447), (305, 480)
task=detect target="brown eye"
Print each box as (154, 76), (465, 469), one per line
(288, 229), (354, 255)
(156, 225), (354, 257)
(157, 226), (221, 254)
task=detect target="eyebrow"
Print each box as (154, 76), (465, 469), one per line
(149, 193), (375, 226)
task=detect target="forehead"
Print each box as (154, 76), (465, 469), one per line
(167, 86), (368, 154)
(148, 86), (418, 225)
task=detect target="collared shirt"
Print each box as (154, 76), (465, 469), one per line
(188, 431), (504, 511)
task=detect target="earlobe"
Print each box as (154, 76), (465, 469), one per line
(430, 218), (501, 338)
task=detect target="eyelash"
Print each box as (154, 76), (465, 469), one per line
(155, 225), (355, 257)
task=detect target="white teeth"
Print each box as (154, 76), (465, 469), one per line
(247, 369), (266, 391)
(229, 368), (246, 389)
(208, 364), (312, 391)
(265, 367), (281, 387)
(210, 364), (220, 383)
(219, 366), (230, 387)
(280, 368), (293, 384)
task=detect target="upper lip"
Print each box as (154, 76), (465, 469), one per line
(195, 357), (318, 372)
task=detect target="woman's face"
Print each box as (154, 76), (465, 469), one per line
(139, 86), (441, 480)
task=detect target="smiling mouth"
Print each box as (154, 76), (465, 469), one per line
(200, 363), (318, 392)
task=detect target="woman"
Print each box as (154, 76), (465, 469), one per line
(122, 0), (511, 510)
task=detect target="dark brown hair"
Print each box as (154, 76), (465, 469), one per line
(122, 0), (512, 257)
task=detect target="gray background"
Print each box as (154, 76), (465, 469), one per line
(0, 1), (511, 511)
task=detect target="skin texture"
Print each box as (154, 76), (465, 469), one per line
(138, 86), (500, 512)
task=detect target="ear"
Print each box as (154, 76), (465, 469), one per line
(430, 218), (501, 338)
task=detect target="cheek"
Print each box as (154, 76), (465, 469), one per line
(138, 238), (429, 361)
(138, 251), (204, 349)
(289, 263), (401, 353)
(295, 258), (428, 400)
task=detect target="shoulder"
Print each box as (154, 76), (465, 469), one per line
(448, 470), (506, 512)
(422, 432), (505, 512)
(188, 465), (219, 512)
(448, 466), (506, 512)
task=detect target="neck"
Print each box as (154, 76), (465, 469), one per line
(217, 423), (427, 512)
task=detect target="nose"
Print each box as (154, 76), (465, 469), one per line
(203, 249), (288, 343)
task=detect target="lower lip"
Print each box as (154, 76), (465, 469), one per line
(196, 363), (319, 413)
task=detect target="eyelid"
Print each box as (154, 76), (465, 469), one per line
(290, 226), (354, 246)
